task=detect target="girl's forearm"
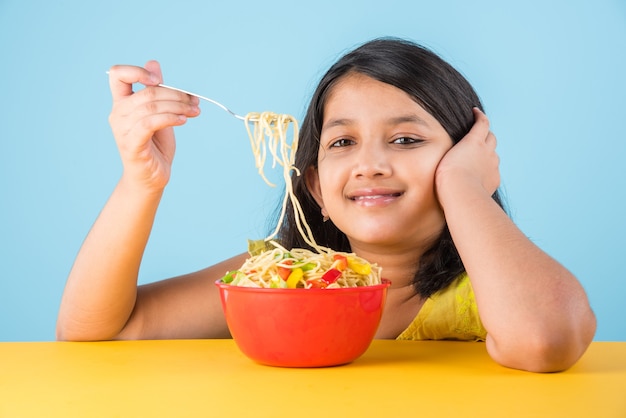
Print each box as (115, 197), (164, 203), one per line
(440, 184), (596, 371)
(56, 178), (164, 341)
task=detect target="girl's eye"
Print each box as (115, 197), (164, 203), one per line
(330, 138), (355, 148)
(392, 136), (422, 145)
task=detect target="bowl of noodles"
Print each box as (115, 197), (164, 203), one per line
(215, 241), (390, 367)
(212, 110), (390, 366)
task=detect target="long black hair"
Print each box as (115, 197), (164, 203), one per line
(274, 37), (506, 298)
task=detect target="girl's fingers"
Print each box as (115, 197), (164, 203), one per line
(120, 94), (200, 121)
(143, 60), (163, 84)
(108, 63), (161, 101)
(129, 113), (188, 142)
(112, 112), (184, 153)
(111, 99), (199, 147)
(467, 107), (490, 142)
(463, 108), (497, 151)
(110, 88), (200, 144)
(485, 130), (497, 148)
(121, 85), (200, 112)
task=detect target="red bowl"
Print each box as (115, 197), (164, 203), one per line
(215, 279), (391, 367)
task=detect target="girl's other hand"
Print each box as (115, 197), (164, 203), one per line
(107, 61), (200, 192)
(435, 108), (500, 200)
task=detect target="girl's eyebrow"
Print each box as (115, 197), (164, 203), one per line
(387, 114), (431, 127)
(322, 118), (353, 131)
(322, 114), (430, 132)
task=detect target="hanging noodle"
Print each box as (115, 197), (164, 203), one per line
(220, 111), (382, 289)
(244, 111), (321, 251)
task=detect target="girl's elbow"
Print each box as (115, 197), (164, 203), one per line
(515, 338), (589, 373)
(56, 322), (100, 342)
(55, 316), (124, 342)
(488, 314), (597, 373)
(56, 323), (89, 342)
(56, 316), (80, 341)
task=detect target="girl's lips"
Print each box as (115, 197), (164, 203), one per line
(348, 189), (403, 207)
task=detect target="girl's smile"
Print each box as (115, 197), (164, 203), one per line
(347, 187), (403, 207)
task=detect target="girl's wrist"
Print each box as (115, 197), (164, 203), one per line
(436, 173), (492, 211)
(118, 173), (166, 201)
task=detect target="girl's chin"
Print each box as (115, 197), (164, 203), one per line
(345, 228), (404, 247)
(340, 219), (444, 250)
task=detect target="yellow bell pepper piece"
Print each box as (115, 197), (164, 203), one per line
(286, 267), (303, 288)
(347, 257), (371, 275)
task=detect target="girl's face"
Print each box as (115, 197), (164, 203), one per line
(307, 73), (454, 253)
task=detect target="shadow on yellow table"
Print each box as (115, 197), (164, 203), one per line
(1, 340), (624, 417)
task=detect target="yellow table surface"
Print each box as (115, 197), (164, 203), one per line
(0, 339), (624, 417)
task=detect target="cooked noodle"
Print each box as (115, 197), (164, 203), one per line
(227, 241), (382, 289)
(244, 111), (322, 252)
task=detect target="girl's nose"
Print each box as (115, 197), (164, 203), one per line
(352, 140), (392, 178)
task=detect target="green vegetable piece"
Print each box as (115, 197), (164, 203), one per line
(269, 277), (288, 288)
(221, 271), (238, 284)
(247, 239), (272, 256)
(300, 262), (316, 271)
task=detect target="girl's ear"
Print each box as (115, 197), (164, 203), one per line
(305, 166), (325, 210)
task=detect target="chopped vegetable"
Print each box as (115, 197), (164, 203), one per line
(269, 277), (288, 288)
(299, 262), (317, 271)
(277, 259), (293, 281)
(224, 241), (382, 289)
(321, 268), (342, 284)
(347, 257), (371, 275)
(247, 239), (272, 256)
(286, 268), (303, 289)
(332, 254), (348, 270)
(306, 278), (328, 289)
(221, 270), (242, 284)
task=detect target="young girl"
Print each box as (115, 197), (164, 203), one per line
(56, 38), (596, 372)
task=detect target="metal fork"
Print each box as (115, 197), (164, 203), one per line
(157, 83), (246, 121)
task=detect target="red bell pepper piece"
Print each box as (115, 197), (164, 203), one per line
(277, 259), (293, 281)
(306, 278), (328, 289)
(321, 268), (342, 284)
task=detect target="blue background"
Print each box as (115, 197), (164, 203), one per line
(1, 0), (624, 342)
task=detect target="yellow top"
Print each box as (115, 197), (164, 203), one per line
(397, 272), (487, 341)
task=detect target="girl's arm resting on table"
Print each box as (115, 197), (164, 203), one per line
(115, 254), (246, 340)
(436, 110), (596, 372)
(442, 187), (596, 372)
(55, 178), (243, 341)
